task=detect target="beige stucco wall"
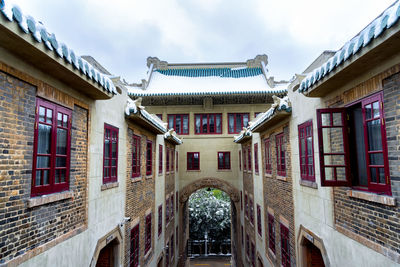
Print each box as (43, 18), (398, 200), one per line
(288, 84), (398, 266)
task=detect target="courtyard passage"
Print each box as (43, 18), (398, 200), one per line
(190, 257), (231, 267)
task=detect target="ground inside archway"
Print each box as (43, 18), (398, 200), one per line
(190, 257), (231, 266)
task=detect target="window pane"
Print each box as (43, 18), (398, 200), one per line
(370, 167), (377, 183)
(370, 153), (384, 165)
(37, 156), (50, 168)
(322, 128), (344, 153)
(321, 113), (331, 126)
(104, 139), (110, 158)
(60, 169), (66, 183)
(236, 115), (242, 133)
(57, 112), (63, 126)
(202, 116), (208, 133)
(56, 128), (67, 155)
(352, 106), (367, 186)
(216, 115), (221, 133)
(56, 156), (66, 167)
(63, 114), (68, 126)
(112, 141), (117, 158)
(43, 170), (49, 185)
(324, 155), (345, 166)
(332, 112), (342, 126)
(372, 101), (380, 118)
(183, 115), (189, 134)
(36, 171), (41, 186)
(112, 159), (117, 166)
(325, 167), (334, 180)
(225, 153), (230, 168)
(195, 115), (200, 133)
(38, 124), (52, 154)
(378, 168), (385, 184)
(176, 116), (181, 133)
(39, 106), (46, 122)
(337, 167), (346, 181)
(228, 115), (234, 133)
(209, 116), (215, 133)
(169, 116), (174, 129)
(367, 119), (382, 151)
(306, 137), (312, 155)
(300, 139), (306, 157)
(243, 114), (249, 127)
(46, 109), (53, 124)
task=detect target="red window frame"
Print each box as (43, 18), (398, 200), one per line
(132, 135), (141, 178)
(239, 151), (242, 171)
(166, 198), (170, 223)
(298, 120), (315, 181)
(145, 213), (152, 254)
(171, 234), (175, 260)
(158, 205), (162, 237)
(247, 146), (252, 172)
(249, 197), (254, 224)
(280, 223), (290, 267)
(254, 143), (259, 174)
(218, 151), (231, 170)
(168, 114), (189, 135)
(228, 113), (250, 134)
(165, 240), (170, 267)
(317, 108), (350, 186)
(257, 204), (262, 236)
(244, 194), (248, 218)
(159, 144), (163, 174)
(268, 213), (275, 254)
(194, 113), (222, 134)
(246, 233), (250, 258)
(146, 140), (152, 175)
(166, 147), (170, 172)
(171, 194), (174, 218)
(32, 98), (71, 196)
(103, 123), (119, 184)
(130, 224), (139, 267)
(241, 225), (244, 245)
(187, 152), (200, 170)
(276, 133), (286, 176)
(251, 242), (255, 267)
(264, 138), (272, 174)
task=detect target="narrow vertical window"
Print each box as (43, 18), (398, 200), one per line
(166, 198), (170, 223)
(249, 198), (254, 224)
(264, 138), (271, 174)
(246, 234), (250, 258)
(251, 242), (255, 267)
(240, 191), (243, 210)
(32, 98), (71, 196)
(176, 191), (179, 212)
(241, 225), (244, 245)
(176, 151), (179, 171)
(187, 152), (200, 170)
(298, 121), (315, 181)
(166, 147), (170, 172)
(145, 214), (152, 253)
(268, 213), (275, 254)
(171, 234), (174, 260)
(218, 152), (231, 170)
(171, 194), (174, 218)
(146, 140), (152, 175)
(130, 224), (139, 267)
(280, 223), (290, 267)
(158, 205), (162, 237)
(248, 146), (252, 172)
(132, 135), (141, 178)
(254, 143), (259, 174)
(103, 124), (118, 184)
(165, 240), (170, 267)
(239, 151), (242, 171)
(276, 133), (285, 176)
(176, 226), (179, 245)
(245, 194), (248, 218)
(159, 144), (163, 174)
(172, 149), (175, 172)
(257, 204), (262, 236)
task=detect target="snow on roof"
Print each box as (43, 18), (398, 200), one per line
(0, 2), (116, 94)
(128, 68), (288, 97)
(234, 96), (291, 143)
(299, 0), (400, 93)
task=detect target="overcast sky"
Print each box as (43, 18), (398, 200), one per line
(8, 0), (396, 82)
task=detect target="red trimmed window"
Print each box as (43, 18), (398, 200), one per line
(176, 191), (179, 212)
(254, 143), (259, 174)
(132, 135), (141, 178)
(158, 205), (162, 237)
(32, 99), (71, 196)
(246, 234), (250, 258)
(166, 147), (170, 172)
(176, 151), (178, 171)
(195, 113), (222, 134)
(257, 204), (262, 236)
(166, 198), (170, 223)
(165, 240), (170, 267)
(276, 133), (285, 176)
(145, 214), (152, 253)
(103, 124), (118, 184)
(228, 113), (249, 134)
(249, 198), (254, 224)
(168, 114), (189, 135)
(247, 146), (252, 172)
(264, 138), (271, 174)
(251, 242), (255, 267)
(317, 92), (391, 194)
(171, 194), (174, 218)
(146, 140), (152, 175)
(268, 213), (275, 254)
(218, 152), (231, 170)
(159, 145), (163, 174)
(280, 224), (290, 267)
(130, 224), (139, 267)
(298, 121), (315, 181)
(241, 225), (244, 245)
(239, 151), (242, 171)
(244, 194), (248, 218)
(171, 234), (174, 260)
(187, 152), (200, 170)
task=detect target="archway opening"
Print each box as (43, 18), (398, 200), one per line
(188, 188), (231, 258)
(302, 238), (325, 267)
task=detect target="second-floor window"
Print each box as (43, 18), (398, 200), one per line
(130, 224), (139, 267)
(268, 213), (275, 254)
(103, 124), (118, 184)
(145, 214), (152, 254)
(187, 152), (200, 170)
(276, 133), (285, 176)
(228, 113), (249, 134)
(195, 113), (222, 134)
(280, 223), (290, 267)
(132, 135), (141, 178)
(257, 204), (262, 236)
(146, 140), (152, 175)
(264, 138), (272, 174)
(166, 147), (170, 172)
(158, 205), (162, 237)
(218, 152), (231, 170)
(298, 120), (315, 181)
(168, 114), (189, 135)
(254, 143), (259, 174)
(249, 197), (254, 224)
(159, 144), (163, 174)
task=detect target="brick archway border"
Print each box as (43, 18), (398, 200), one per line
(297, 225), (330, 267)
(179, 177), (240, 203)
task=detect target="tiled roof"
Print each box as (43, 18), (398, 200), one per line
(299, 0), (400, 93)
(155, 67), (263, 78)
(0, 2), (116, 94)
(125, 98), (167, 133)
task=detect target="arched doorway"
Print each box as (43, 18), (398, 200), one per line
(177, 178), (241, 267)
(298, 225), (330, 267)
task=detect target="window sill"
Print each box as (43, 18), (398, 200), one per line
(347, 189), (396, 206)
(217, 169), (232, 172)
(265, 173), (272, 178)
(299, 179), (318, 189)
(27, 191), (73, 208)
(276, 175), (287, 182)
(101, 182), (119, 191)
(131, 177), (142, 183)
(186, 170), (201, 172)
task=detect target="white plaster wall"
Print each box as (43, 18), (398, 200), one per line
(20, 88), (129, 267)
(288, 88), (398, 267)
